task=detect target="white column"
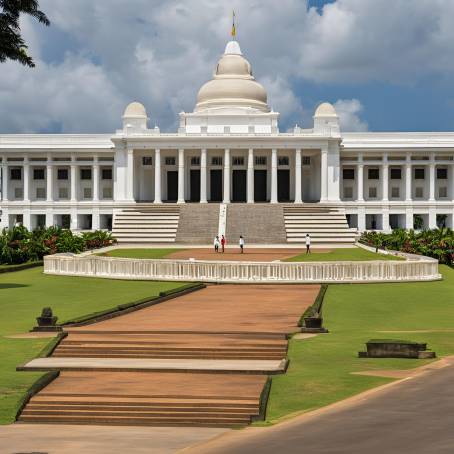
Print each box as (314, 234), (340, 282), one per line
(200, 148), (207, 203)
(270, 148), (278, 203)
(92, 158), (99, 202)
(357, 155), (364, 202)
(177, 148), (185, 203)
(320, 147), (328, 202)
(154, 148), (161, 203)
(429, 156), (435, 201)
(127, 148), (135, 201)
(46, 161), (53, 202)
(382, 209), (390, 231)
(247, 148), (254, 203)
(223, 148), (230, 203)
(70, 160), (77, 201)
(382, 154), (388, 201)
(23, 157), (30, 202)
(294, 149), (302, 204)
(1, 160), (8, 201)
(405, 156), (412, 201)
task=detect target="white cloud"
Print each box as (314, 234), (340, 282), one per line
(2, 0), (454, 133)
(334, 99), (368, 132)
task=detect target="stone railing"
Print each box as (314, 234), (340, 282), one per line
(43, 254), (441, 284)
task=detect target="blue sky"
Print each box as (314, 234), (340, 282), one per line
(1, 0), (454, 134)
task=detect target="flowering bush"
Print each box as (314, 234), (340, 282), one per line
(360, 228), (454, 265)
(0, 226), (116, 265)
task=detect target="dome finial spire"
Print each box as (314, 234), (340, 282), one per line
(231, 10), (236, 40)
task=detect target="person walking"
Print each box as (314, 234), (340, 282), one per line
(214, 235), (220, 253)
(305, 233), (311, 254)
(239, 235), (245, 254)
(221, 235), (226, 253)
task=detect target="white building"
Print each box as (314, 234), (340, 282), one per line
(1, 39), (453, 240)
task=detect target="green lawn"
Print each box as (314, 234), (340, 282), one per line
(285, 247), (403, 262)
(264, 265), (454, 423)
(98, 248), (184, 259)
(0, 267), (186, 424)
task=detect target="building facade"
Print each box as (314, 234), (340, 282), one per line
(1, 40), (453, 232)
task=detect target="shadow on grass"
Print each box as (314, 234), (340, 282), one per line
(0, 283), (29, 289)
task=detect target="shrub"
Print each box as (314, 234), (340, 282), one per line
(359, 228), (454, 265)
(0, 227), (116, 265)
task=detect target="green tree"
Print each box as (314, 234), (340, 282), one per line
(0, 0), (49, 67)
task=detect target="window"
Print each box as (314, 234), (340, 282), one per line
(414, 168), (425, 179)
(80, 168), (92, 180)
(278, 156), (289, 166)
(211, 156), (222, 166)
(439, 187), (448, 198)
(165, 157), (176, 166)
(142, 156), (152, 166)
(368, 187), (377, 198)
(58, 187), (68, 199)
(390, 168), (402, 180)
(437, 168), (448, 179)
(14, 187), (23, 199)
(302, 156), (311, 166)
(57, 169), (68, 180)
(368, 168), (379, 180)
(343, 187), (353, 198)
(415, 187), (424, 198)
(191, 157), (200, 166)
(343, 169), (355, 180)
(83, 187), (92, 199)
(33, 168), (45, 180)
(102, 168), (112, 180)
(10, 168), (21, 180)
(255, 156), (267, 166)
(391, 187), (400, 198)
(102, 187), (113, 199)
(36, 214), (46, 228)
(36, 187), (46, 199)
(232, 156), (244, 166)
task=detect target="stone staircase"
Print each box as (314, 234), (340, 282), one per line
(18, 371), (266, 427)
(226, 204), (286, 244)
(283, 205), (357, 245)
(52, 333), (288, 361)
(176, 204), (220, 244)
(112, 206), (180, 243)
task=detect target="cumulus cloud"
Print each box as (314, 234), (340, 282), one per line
(1, 0), (454, 133)
(334, 99), (368, 132)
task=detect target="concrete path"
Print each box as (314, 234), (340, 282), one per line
(184, 358), (454, 454)
(22, 357), (287, 373)
(0, 424), (227, 454)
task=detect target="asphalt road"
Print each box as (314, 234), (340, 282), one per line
(188, 361), (454, 454)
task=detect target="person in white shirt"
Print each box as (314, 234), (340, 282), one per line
(239, 235), (245, 254)
(305, 234), (311, 254)
(214, 235), (220, 253)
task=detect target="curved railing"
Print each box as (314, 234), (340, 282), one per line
(43, 253), (441, 283)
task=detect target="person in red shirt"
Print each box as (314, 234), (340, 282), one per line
(221, 235), (226, 253)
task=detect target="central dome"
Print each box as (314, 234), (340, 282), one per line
(195, 41), (269, 113)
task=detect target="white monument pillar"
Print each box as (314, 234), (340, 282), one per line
(247, 148), (254, 203)
(223, 148), (230, 203)
(2, 159), (8, 201)
(46, 156), (53, 202)
(70, 159), (77, 201)
(382, 154), (389, 201)
(270, 148), (278, 203)
(429, 155), (435, 201)
(127, 148), (135, 202)
(200, 148), (208, 203)
(154, 148), (161, 203)
(92, 157), (99, 202)
(357, 159), (364, 202)
(294, 149), (302, 204)
(177, 148), (185, 203)
(23, 157), (30, 202)
(320, 147), (328, 202)
(405, 156), (412, 201)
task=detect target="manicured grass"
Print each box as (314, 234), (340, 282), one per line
(263, 265), (454, 423)
(0, 267), (186, 424)
(285, 247), (403, 262)
(98, 248), (184, 259)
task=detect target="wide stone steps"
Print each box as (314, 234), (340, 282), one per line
(112, 207), (180, 243)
